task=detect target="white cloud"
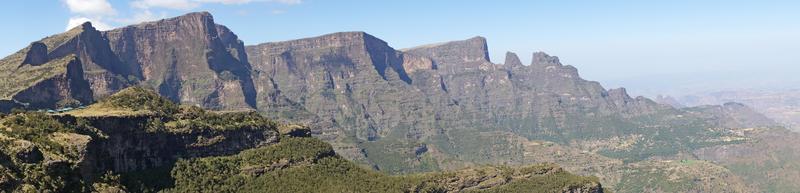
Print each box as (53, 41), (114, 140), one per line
(64, 0), (116, 15)
(131, 0), (300, 10)
(195, 0), (255, 4)
(62, 0), (302, 31)
(66, 17), (113, 31)
(195, 0), (302, 5)
(113, 9), (168, 24)
(131, 0), (199, 10)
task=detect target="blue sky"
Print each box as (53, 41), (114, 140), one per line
(2, 0), (799, 96)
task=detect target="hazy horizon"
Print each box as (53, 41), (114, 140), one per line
(2, 0), (798, 97)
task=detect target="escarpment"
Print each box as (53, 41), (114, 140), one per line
(0, 12), (257, 112)
(0, 11), (790, 193)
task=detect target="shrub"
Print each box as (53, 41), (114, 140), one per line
(99, 87), (179, 115)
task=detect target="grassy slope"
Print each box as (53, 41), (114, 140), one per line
(0, 26), (85, 100)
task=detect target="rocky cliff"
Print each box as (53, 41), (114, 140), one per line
(245, 31), (782, 193)
(0, 87), (278, 192)
(0, 12), (256, 112)
(0, 11), (790, 193)
(104, 12), (256, 109)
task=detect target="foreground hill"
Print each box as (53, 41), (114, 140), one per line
(0, 12), (797, 192)
(0, 87), (602, 192)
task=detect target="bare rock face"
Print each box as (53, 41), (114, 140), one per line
(402, 36), (491, 67)
(401, 53), (435, 74)
(48, 22), (137, 98)
(11, 56), (94, 109)
(246, 32), (418, 162)
(531, 51), (561, 68)
(103, 12), (256, 110)
(245, 32), (773, 177)
(21, 42), (48, 66)
(245, 33), (660, 170)
(503, 51), (523, 69)
(62, 115), (278, 172)
(0, 12), (257, 112)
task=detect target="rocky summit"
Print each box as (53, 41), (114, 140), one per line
(1, 12), (799, 193)
(0, 12), (255, 111)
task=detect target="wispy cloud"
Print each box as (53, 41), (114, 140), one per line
(131, 0), (199, 10)
(64, 0), (116, 16)
(62, 0), (302, 31)
(63, 0), (116, 30)
(66, 17), (113, 31)
(130, 0), (302, 10)
(196, 0), (302, 5)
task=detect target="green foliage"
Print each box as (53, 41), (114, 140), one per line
(0, 112), (89, 157)
(0, 92), (279, 193)
(0, 54), (73, 99)
(166, 137), (600, 193)
(360, 139), (440, 174)
(166, 106), (277, 133)
(470, 172), (599, 193)
(56, 98), (82, 108)
(167, 137), (335, 193)
(99, 86), (179, 115)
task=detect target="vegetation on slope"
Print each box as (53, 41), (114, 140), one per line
(0, 87), (603, 193)
(65, 86), (180, 117)
(167, 137), (602, 193)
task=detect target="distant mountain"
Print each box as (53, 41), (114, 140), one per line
(676, 89), (800, 132)
(1, 12), (797, 193)
(654, 95), (685, 108)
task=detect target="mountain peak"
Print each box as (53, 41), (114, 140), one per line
(531, 51), (560, 67)
(177, 11), (213, 20)
(248, 31), (388, 51)
(401, 36), (490, 66)
(504, 51), (523, 67)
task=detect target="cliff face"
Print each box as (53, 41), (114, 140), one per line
(58, 115), (277, 173)
(0, 12), (256, 112)
(0, 88), (280, 192)
(11, 56), (93, 109)
(246, 32), (421, 161)
(103, 12), (256, 109)
(0, 11), (789, 193)
(244, 32), (782, 193)
(245, 33), (684, 170)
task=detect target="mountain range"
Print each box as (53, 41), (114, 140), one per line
(1, 12), (799, 192)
